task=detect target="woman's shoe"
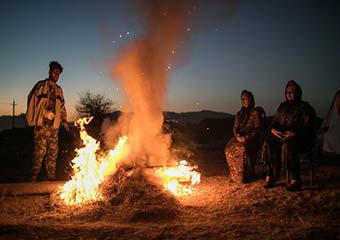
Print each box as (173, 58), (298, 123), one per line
(263, 176), (274, 189)
(31, 175), (37, 182)
(286, 179), (301, 191)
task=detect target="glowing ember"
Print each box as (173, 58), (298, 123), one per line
(155, 160), (201, 196)
(58, 117), (128, 206)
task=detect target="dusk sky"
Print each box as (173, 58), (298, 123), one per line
(0, 0), (339, 120)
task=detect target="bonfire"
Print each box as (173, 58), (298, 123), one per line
(58, 117), (200, 206)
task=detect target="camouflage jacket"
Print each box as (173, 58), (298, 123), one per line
(26, 79), (67, 128)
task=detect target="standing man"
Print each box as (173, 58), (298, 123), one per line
(26, 61), (69, 181)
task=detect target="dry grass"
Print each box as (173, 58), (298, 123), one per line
(0, 165), (339, 239)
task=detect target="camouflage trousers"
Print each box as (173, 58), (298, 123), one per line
(33, 124), (59, 179)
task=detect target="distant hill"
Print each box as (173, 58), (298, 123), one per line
(0, 114), (27, 131)
(103, 110), (233, 125)
(164, 110), (233, 124)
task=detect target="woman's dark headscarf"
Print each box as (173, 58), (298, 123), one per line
(241, 90), (255, 108)
(285, 80), (302, 101)
(237, 90), (255, 129)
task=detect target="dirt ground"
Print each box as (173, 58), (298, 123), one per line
(0, 161), (339, 240)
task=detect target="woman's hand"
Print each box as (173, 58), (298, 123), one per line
(236, 135), (246, 143)
(281, 131), (295, 141)
(271, 128), (282, 139)
(63, 122), (70, 132)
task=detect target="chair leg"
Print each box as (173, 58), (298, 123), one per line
(310, 164), (314, 187)
(310, 152), (314, 187)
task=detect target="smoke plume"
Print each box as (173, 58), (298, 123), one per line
(109, 0), (238, 166)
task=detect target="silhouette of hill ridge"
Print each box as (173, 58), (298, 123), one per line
(164, 110), (233, 124)
(102, 110), (233, 125)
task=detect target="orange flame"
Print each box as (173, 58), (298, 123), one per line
(155, 160), (200, 196)
(58, 118), (201, 206)
(58, 117), (128, 206)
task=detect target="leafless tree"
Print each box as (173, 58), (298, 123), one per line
(75, 91), (115, 117)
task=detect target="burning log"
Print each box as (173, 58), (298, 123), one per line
(153, 160), (201, 195)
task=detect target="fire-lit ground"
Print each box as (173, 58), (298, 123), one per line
(0, 164), (339, 240)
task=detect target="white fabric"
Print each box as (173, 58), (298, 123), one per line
(322, 90), (340, 154)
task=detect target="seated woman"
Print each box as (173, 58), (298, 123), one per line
(320, 89), (340, 157)
(262, 80), (316, 191)
(225, 90), (262, 183)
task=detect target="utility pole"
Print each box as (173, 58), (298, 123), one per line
(10, 99), (17, 129)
